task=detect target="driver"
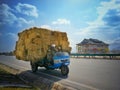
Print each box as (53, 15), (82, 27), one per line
(47, 44), (57, 65)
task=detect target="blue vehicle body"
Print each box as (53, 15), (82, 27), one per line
(48, 52), (70, 69)
(30, 51), (70, 76)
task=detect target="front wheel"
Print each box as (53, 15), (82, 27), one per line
(61, 65), (69, 76)
(30, 61), (38, 73)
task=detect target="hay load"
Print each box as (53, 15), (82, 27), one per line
(15, 27), (71, 61)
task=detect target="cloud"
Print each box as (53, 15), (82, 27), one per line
(103, 9), (120, 27)
(0, 4), (17, 25)
(76, 0), (120, 40)
(15, 3), (38, 17)
(68, 38), (77, 53)
(40, 25), (52, 29)
(113, 37), (120, 44)
(52, 18), (70, 25)
(40, 24), (62, 31)
(109, 37), (120, 50)
(39, 19), (71, 31)
(97, 0), (120, 24)
(17, 17), (34, 27)
(0, 3), (34, 27)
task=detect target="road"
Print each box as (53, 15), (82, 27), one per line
(0, 55), (120, 90)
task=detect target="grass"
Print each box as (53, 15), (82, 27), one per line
(0, 68), (10, 74)
(0, 87), (36, 90)
(0, 68), (38, 90)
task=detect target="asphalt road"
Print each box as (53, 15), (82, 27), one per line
(0, 55), (120, 90)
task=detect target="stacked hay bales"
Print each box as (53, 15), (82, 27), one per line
(15, 27), (71, 61)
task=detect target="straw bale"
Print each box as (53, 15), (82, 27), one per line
(15, 27), (71, 61)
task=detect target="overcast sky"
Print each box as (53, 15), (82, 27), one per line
(0, 0), (120, 52)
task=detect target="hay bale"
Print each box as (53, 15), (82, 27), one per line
(15, 27), (71, 61)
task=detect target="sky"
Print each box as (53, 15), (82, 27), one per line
(0, 0), (120, 52)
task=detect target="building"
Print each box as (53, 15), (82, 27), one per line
(76, 38), (109, 54)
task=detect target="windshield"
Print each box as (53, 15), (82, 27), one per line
(54, 52), (69, 57)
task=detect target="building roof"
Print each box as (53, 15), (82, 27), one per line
(77, 38), (109, 46)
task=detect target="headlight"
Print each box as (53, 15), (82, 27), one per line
(54, 60), (60, 63)
(61, 59), (70, 63)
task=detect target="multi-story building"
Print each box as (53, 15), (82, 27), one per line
(76, 38), (109, 54)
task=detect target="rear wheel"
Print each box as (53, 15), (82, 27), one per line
(30, 61), (38, 72)
(61, 65), (69, 76)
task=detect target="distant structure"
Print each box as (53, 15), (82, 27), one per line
(76, 38), (109, 54)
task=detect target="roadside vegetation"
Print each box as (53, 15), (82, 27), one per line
(0, 68), (38, 90)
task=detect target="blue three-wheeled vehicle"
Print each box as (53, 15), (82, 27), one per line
(30, 45), (70, 76)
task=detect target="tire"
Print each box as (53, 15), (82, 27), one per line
(61, 65), (69, 76)
(30, 61), (38, 73)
